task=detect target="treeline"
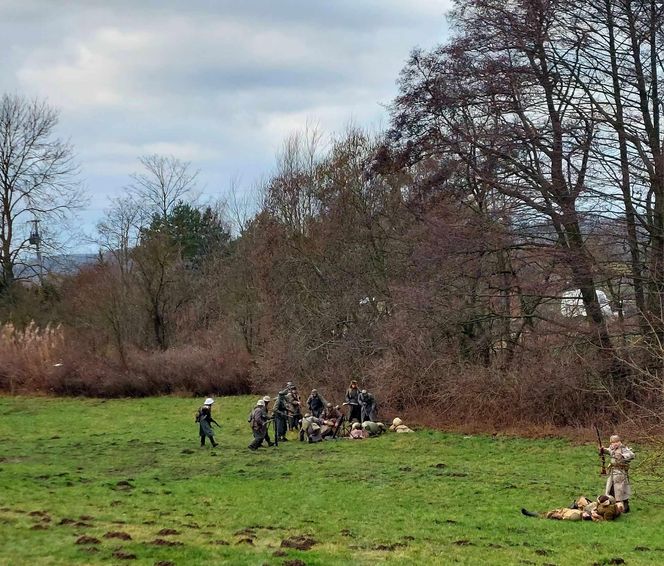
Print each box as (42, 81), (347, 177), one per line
(3, 0), (664, 431)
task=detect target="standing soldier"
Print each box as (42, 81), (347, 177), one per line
(307, 389), (326, 418)
(248, 399), (269, 450)
(359, 389), (378, 422)
(344, 380), (362, 423)
(262, 396), (274, 447)
(195, 397), (219, 448)
(272, 390), (290, 442)
(600, 434), (635, 512)
(285, 385), (302, 431)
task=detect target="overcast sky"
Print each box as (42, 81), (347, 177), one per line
(1, 0), (451, 246)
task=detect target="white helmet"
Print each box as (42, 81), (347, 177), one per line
(256, 400), (265, 407)
(204, 397), (214, 406)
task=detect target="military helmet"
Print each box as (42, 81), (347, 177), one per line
(326, 402), (332, 407)
(263, 395), (271, 403)
(311, 389), (317, 394)
(361, 389), (367, 395)
(352, 422), (361, 430)
(392, 417), (403, 427)
(256, 400), (265, 407)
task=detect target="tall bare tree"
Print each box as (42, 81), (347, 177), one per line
(0, 94), (82, 292)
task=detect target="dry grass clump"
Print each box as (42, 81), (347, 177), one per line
(0, 321), (252, 398)
(0, 322), (65, 393)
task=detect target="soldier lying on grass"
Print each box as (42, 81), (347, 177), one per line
(521, 495), (623, 521)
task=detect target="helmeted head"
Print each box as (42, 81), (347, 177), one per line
(610, 434), (621, 444)
(286, 381), (293, 388)
(204, 397), (214, 406)
(392, 417), (403, 427)
(361, 390), (367, 395)
(263, 395), (271, 403)
(311, 389), (318, 395)
(256, 399), (265, 407)
(326, 402), (332, 408)
(350, 380), (358, 387)
(598, 495), (615, 507)
(304, 413), (311, 418)
(352, 422), (361, 430)
(278, 390), (286, 397)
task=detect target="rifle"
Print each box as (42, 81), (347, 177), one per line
(269, 416), (278, 447)
(594, 424), (607, 476)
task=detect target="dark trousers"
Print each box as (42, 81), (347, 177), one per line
(249, 430), (267, 449)
(275, 416), (288, 438)
(348, 404), (361, 423)
(200, 434), (217, 447)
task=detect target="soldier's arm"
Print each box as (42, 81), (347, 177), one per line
(621, 446), (635, 461)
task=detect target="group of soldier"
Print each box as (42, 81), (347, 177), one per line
(247, 379), (409, 450)
(522, 434), (635, 521)
(195, 394), (635, 523)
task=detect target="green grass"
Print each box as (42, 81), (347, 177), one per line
(0, 396), (662, 565)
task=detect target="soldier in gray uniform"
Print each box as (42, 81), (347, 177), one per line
(195, 397), (219, 448)
(359, 390), (378, 422)
(600, 434), (635, 512)
(344, 380), (362, 423)
(272, 390), (290, 442)
(248, 399), (269, 450)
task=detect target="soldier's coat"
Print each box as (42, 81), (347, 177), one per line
(605, 444), (635, 502)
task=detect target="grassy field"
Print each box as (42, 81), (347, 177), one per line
(0, 396), (662, 566)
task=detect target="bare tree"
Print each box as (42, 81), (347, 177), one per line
(129, 154), (198, 220)
(0, 94), (82, 292)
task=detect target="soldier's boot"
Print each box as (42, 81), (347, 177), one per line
(622, 500), (630, 513)
(212, 441), (218, 448)
(521, 508), (539, 518)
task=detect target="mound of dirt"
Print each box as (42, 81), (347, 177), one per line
(104, 531), (132, 540)
(157, 528), (180, 536)
(280, 536), (317, 551)
(75, 535), (101, 545)
(112, 550), (137, 560)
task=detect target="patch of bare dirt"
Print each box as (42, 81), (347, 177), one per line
(157, 528), (180, 536)
(236, 537), (254, 545)
(280, 536), (317, 551)
(112, 550), (137, 560)
(283, 560), (307, 566)
(273, 550), (287, 557)
(212, 540), (229, 545)
(58, 518), (76, 525)
(104, 531), (132, 540)
(154, 562), (175, 566)
(30, 524), (48, 530)
(75, 535), (101, 545)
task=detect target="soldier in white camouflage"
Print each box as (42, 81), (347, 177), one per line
(600, 434), (635, 512)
